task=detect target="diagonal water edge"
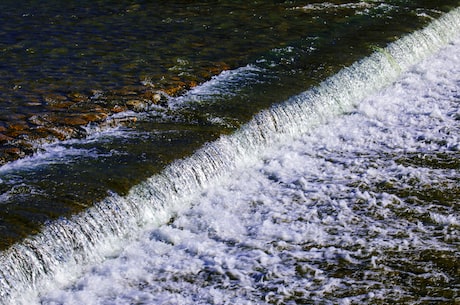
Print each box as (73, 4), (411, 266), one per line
(1, 7), (459, 304)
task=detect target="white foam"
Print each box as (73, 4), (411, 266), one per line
(0, 123), (156, 175)
(168, 65), (263, 108)
(295, 2), (374, 11)
(0, 146), (100, 174)
(38, 24), (460, 305)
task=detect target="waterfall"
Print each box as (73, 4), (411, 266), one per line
(1, 7), (459, 304)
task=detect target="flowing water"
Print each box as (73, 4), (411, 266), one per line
(0, 1), (459, 304)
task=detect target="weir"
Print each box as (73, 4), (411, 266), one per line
(1, 7), (459, 304)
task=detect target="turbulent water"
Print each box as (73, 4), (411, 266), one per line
(0, 1), (459, 304)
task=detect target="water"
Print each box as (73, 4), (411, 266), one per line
(0, 1), (459, 304)
(1, 0), (458, 249)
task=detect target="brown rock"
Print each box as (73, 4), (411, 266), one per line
(81, 112), (108, 123)
(163, 85), (184, 96)
(32, 127), (65, 141)
(104, 116), (138, 127)
(140, 90), (166, 105)
(7, 129), (30, 138)
(111, 105), (127, 113)
(28, 114), (50, 126)
(126, 99), (148, 111)
(44, 93), (67, 102)
(8, 123), (28, 131)
(93, 106), (109, 114)
(46, 126), (85, 141)
(7, 113), (27, 121)
(44, 94), (74, 109)
(61, 116), (90, 126)
(27, 127), (53, 141)
(0, 133), (13, 142)
(212, 62), (231, 73)
(199, 62), (230, 79)
(152, 93), (162, 104)
(187, 80), (198, 88)
(3, 147), (22, 156)
(47, 101), (74, 110)
(68, 92), (89, 103)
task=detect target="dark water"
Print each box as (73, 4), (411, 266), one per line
(0, 0), (458, 251)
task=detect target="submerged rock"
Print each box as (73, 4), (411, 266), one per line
(0, 134), (13, 143)
(111, 105), (128, 113)
(0, 62), (231, 166)
(126, 99), (148, 111)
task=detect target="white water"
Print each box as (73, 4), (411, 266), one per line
(1, 8), (459, 305)
(169, 64), (264, 108)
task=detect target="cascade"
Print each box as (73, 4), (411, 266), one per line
(0, 7), (459, 304)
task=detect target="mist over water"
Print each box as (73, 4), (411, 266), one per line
(0, 1), (459, 304)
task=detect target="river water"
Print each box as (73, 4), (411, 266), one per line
(0, 1), (459, 304)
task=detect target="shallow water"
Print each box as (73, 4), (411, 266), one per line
(0, 1), (459, 304)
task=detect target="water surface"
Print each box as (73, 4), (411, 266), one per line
(0, 1), (459, 304)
